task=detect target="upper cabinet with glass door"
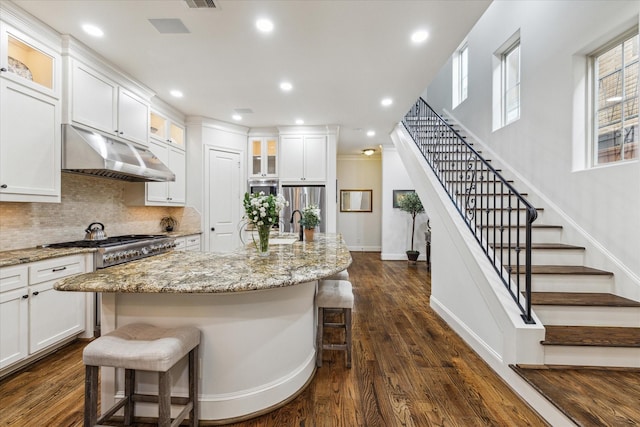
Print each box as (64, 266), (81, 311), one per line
(150, 110), (185, 149)
(249, 136), (278, 177)
(0, 23), (60, 99)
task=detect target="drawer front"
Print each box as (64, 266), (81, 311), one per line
(0, 265), (29, 293)
(185, 235), (201, 247)
(28, 255), (86, 285)
(174, 237), (187, 251)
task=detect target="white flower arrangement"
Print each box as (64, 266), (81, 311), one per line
(243, 192), (288, 227)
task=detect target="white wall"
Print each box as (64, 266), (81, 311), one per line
(337, 155), (382, 251)
(381, 146), (429, 260)
(424, 0), (640, 299)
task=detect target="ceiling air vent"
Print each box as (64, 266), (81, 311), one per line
(184, 0), (218, 8)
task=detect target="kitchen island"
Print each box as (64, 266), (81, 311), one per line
(54, 233), (351, 423)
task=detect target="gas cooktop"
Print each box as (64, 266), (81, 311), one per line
(45, 234), (168, 248)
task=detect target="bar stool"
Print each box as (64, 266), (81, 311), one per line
(316, 279), (354, 368)
(83, 323), (200, 427)
(324, 269), (349, 281)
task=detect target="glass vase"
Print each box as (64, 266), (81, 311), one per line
(256, 224), (271, 256)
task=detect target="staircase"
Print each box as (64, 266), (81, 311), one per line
(401, 98), (640, 369)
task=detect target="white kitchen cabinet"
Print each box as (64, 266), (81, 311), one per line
(0, 266), (28, 369)
(249, 136), (278, 177)
(150, 110), (185, 149)
(175, 234), (201, 252)
(0, 255), (87, 373)
(279, 135), (326, 183)
(126, 139), (186, 206)
(71, 61), (149, 146)
(0, 22), (61, 203)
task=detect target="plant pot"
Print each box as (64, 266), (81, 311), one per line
(304, 228), (315, 242)
(406, 250), (420, 262)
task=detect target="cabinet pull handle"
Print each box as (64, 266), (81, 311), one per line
(0, 184), (7, 189)
(32, 291), (39, 296)
(22, 294), (29, 299)
(0, 67), (7, 72)
(52, 266), (67, 272)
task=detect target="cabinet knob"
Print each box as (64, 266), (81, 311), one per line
(0, 67), (7, 72)
(211, 227), (215, 231)
(22, 294), (28, 299)
(119, 131), (124, 135)
(0, 184), (7, 188)
(32, 291), (39, 296)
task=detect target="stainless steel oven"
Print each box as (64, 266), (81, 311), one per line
(248, 178), (278, 196)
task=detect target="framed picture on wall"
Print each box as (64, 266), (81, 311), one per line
(392, 189), (415, 208)
(340, 189), (373, 212)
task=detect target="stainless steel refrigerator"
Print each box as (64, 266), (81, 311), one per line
(281, 185), (326, 234)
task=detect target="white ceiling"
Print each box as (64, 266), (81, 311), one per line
(12, 0), (490, 155)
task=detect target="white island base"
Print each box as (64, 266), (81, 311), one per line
(100, 281), (317, 423)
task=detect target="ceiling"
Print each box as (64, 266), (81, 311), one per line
(12, 0), (490, 155)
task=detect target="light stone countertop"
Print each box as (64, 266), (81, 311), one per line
(0, 231), (203, 268)
(54, 233), (352, 294)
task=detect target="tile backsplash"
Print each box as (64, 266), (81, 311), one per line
(0, 173), (201, 251)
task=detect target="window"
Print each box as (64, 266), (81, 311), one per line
(453, 43), (468, 107)
(503, 41), (520, 125)
(592, 30), (638, 165)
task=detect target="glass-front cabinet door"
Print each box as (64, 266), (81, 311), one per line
(0, 23), (59, 99)
(249, 136), (278, 177)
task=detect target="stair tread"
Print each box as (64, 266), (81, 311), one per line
(492, 243), (584, 250)
(510, 265), (613, 275)
(542, 326), (640, 347)
(530, 292), (640, 307)
(481, 224), (560, 229)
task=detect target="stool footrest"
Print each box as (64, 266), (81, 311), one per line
(323, 343), (347, 350)
(96, 396), (129, 425)
(324, 322), (346, 328)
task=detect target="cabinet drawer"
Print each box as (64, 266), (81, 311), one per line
(185, 235), (201, 247)
(0, 265), (29, 293)
(28, 256), (85, 285)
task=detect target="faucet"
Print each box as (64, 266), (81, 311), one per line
(290, 209), (303, 241)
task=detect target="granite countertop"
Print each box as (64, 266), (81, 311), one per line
(54, 233), (352, 294)
(0, 231), (203, 268)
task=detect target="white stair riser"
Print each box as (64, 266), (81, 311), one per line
(481, 227), (563, 244)
(534, 305), (640, 327)
(470, 210), (543, 226)
(496, 249), (585, 266)
(543, 345), (640, 368)
(522, 274), (614, 293)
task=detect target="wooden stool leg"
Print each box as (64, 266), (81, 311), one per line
(124, 369), (135, 425)
(189, 346), (199, 427)
(316, 307), (324, 367)
(345, 308), (352, 368)
(84, 365), (99, 427)
(158, 370), (171, 427)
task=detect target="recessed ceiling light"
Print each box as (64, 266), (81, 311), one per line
(381, 98), (393, 107)
(170, 90), (183, 98)
(232, 114), (242, 121)
(411, 30), (429, 44)
(82, 24), (104, 37)
(280, 81), (293, 91)
(367, 130), (375, 137)
(295, 119), (304, 125)
(256, 18), (274, 33)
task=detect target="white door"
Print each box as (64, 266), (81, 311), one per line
(208, 149), (241, 253)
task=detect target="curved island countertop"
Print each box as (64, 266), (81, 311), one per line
(54, 233), (352, 423)
(54, 233), (352, 293)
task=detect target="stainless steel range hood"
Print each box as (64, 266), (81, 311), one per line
(61, 124), (176, 182)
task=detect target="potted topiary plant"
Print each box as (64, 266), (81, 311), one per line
(299, 204), (321, 242)
(397, 192), (425, 262)
(160, 216), (178, 232)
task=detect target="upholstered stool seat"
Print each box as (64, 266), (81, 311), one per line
(324, 269), (349, 281)
(316, 279), (354, 368)
(83, 323), (200, 427)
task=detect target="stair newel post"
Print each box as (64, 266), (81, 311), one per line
(523, 207), (537, 324)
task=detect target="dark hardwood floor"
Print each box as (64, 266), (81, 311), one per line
(1, 252), (552, 426)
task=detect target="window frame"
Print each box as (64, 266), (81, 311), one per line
(502, 40), (521, 126)
(589, 27), (639, 166)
